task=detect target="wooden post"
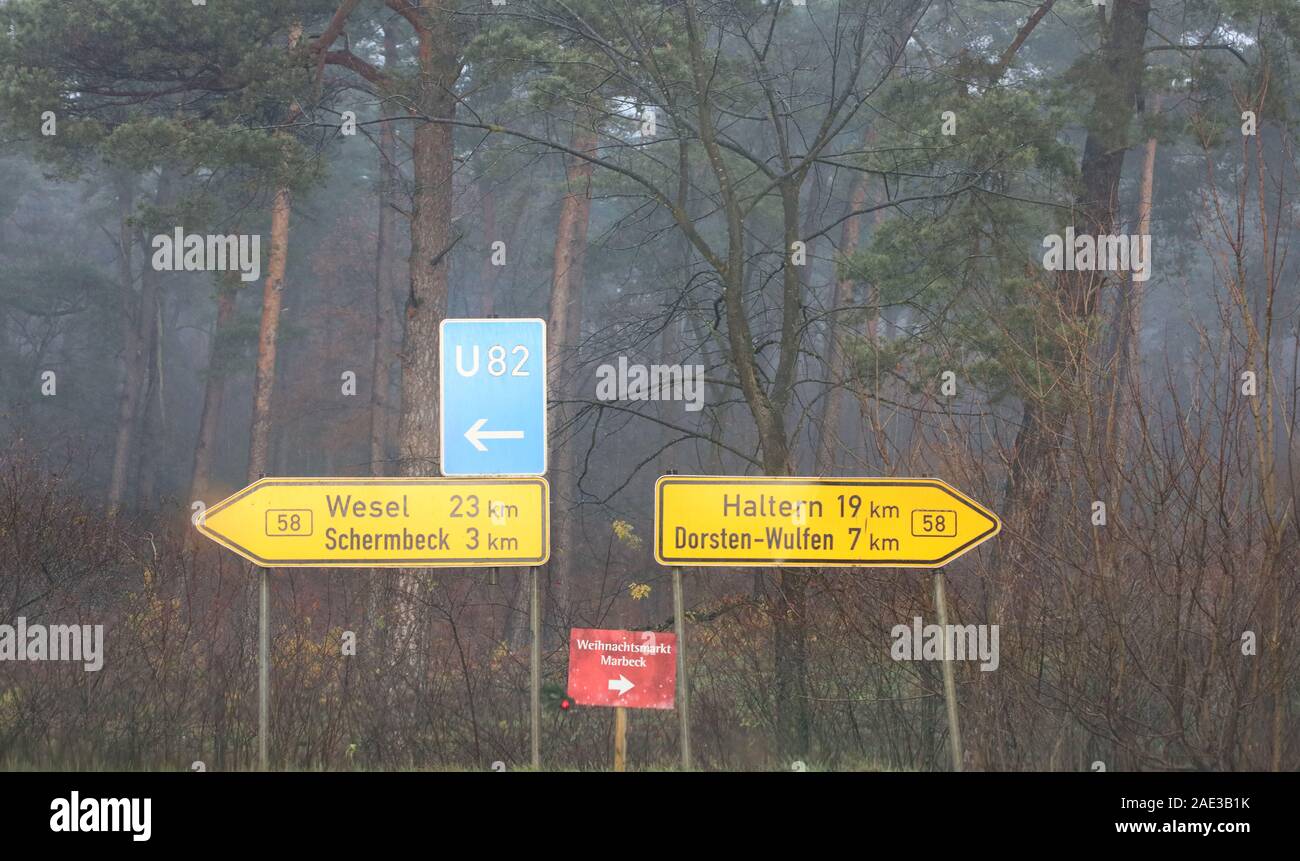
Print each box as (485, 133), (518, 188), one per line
(530, 567), (541, 770)
(933, 569), (964, 771)
(258, 567), (270, 771)
(672, 567), (692, 770)
(613, 706), (627, 772)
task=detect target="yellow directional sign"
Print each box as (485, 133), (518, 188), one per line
(197, 477), (549, 567)
(655, 476), (999, 568)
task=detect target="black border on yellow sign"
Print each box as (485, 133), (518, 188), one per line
(196, 477), (550, 568)
(654, 476), (1000, 568)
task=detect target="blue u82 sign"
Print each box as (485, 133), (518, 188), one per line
(439, 318), (548, 476)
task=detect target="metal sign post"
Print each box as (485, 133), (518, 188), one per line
(934, 570), (964, 771)
(672, 567), (692, 770)
(258, 568), (269, 771)
(530, 566), (541, 770)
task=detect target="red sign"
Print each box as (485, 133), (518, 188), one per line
(566, 627), (677, 710)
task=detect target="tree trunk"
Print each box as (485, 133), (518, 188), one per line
(684, 0), (807, 758)
(370, 24), (399, 477)
(189, 282), (237, 504)
(1125, 92), (1159, 388)
(815, 138), (878, 475)
(133, 288), (164, 506)
(1100, 93), (1160, 495)
(478, 186), (497, 317)
(396, 7), (458, 477)
(107, 177), (160, 513)
(248, 22), (303, 482)
(1003, 0), (1152, 525)
(248, 180), (293, 482)
(547, 121), (598, 621)
(475, 183), (532, 319)
(132, 169), (180, 507)
(107, 178), (139, 511)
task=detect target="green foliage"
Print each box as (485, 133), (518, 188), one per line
(0, 0), (329, 185)
(467, 1), (685, 121)
(845, 83), (1076, 401)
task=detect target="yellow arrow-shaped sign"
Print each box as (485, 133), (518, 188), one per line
(196, 477), (549, 568)
(655, 476), (999, 568)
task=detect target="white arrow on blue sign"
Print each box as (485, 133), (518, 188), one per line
(439, 318), (547, 476)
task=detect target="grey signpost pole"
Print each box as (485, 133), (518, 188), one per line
(530, 566), (541, 769)
(258, 567), (270, 771)
(933, 569), (964, 771)
(672, 567), (692, 770)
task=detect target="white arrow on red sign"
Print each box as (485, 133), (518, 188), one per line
(567, 627), (676, 710)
